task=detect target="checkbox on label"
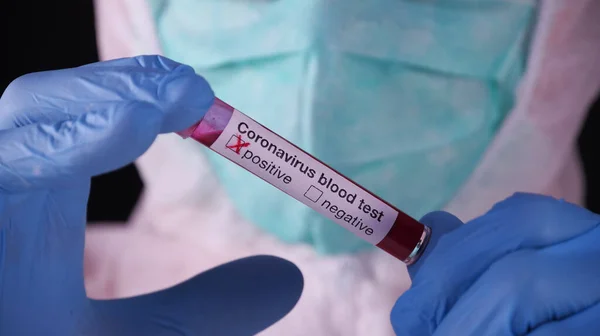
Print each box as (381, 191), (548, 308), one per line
(225, 134), (249, 154)
(304, 185), (323, 203)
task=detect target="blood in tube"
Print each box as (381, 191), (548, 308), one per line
(177, 97), (431, 265)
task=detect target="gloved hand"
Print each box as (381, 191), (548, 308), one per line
(393, 193), (600, 335)
(0, 55), (303, 336)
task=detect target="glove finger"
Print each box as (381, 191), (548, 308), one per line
(527, 302), (600, 336)
(0, 55), (213, 133)
(91, 255), (303, 336)
(407, 211), (464, 279)
(79, 54), (187, 71)
(432, 226), (600, 336)
(0, 101), (165, 192)
(391, 193), (600, 336)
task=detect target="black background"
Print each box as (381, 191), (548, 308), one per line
(2, 1), (599, 222)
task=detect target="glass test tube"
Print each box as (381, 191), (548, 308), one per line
(178, 98), (431, 265)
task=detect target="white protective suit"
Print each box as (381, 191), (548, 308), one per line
(85, 1), (600, 335)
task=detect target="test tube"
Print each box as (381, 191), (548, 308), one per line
(177, 98), (431, 265)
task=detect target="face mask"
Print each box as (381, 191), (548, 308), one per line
(147, 0), (537, 255)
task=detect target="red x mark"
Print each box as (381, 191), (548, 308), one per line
(226, 134), (250, 154)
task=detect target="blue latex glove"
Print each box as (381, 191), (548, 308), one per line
(0, 55), (303, 335)
(393, 193), (600, 335)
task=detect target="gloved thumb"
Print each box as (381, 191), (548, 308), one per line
(407, 211), (464, 279)
(0, 101), (166, 192)
(90, 255), (304, 336)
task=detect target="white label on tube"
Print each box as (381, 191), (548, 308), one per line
(210, 110), (399, 245)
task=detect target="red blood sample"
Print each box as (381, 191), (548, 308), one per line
(179, 98), (234, 146)
(377, 211), (431, 264)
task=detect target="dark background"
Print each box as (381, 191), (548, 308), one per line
(2, 1), (599, 222)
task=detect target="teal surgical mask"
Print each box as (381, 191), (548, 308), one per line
(148, 0), (537, 255)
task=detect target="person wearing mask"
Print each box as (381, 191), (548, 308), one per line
(81, 1), (599, 335)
